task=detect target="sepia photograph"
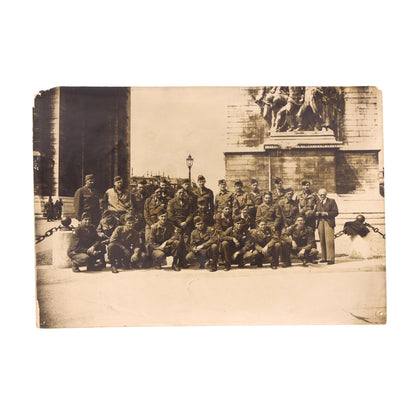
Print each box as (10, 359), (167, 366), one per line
(33, 86), (386, 328)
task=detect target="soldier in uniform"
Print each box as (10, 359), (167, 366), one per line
(147, 210), (183, 271)
(284, 216), (319, 267)
(167, 188), (195, 237)
(247, 179), (263, 219)
(194, 175), (214, 217)
(276, 188), (299, 230)
(107, 215), (147, 273)
(54, 198), (63, 219)
(144, 188), (169, 241)
(195, 197), (214, 226)
(45, 196), (55, 222)
(159, 178), (174, 201)
(233, 205), (255, 231)
(96, 210), (120, 244)
(220, 217), (254, 271)
(256, 192), (278, 231)
(131, 179), (147, 232)
(214, 205), (234, 235)
(185, 216), (219, 272)
(316, 188), (339, 264)
(74, 174), (101, 225)
(180, 179), (197, 211)
(231, 179), (250, 217)
(68, 212), (106, 272)
(272, 177), (287, 204)
(250, 220), (282, 269)
(101, 176), (132, 219)
(214, 179), (233, 213)
(297, 180), (318, 230)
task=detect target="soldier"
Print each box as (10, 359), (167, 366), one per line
(272, 177), (287, 204)
(256, 192), (278, 231)
(107, 215), (147, 273)
(250, 220), (282, 269)
(231, 179), (249, 217)
(194, 175), (214, 216)
(214, 179), (233, 213)
(180, 179), (197, 211)
(276, 188), (299, 230)
(233, 205), (256, 231)
(74, 174), (101, 225)
(316, 188), (339, 264)
(159, 178), (174, 201)
(144, 188), (169, 240)
(284, 216), (319, 267)
(247, 179), (263, 219)
(220, 217), (254, 271)
(195, 197), (214, 226)
(167, 188), (195, 236)
(68, 212), (105, 273)
(297, 180), (318, 230)
(54, 198), (63, 219)
(131, 179), (147, 232)
(147, 210), (183, 271)
(185, 216), (219, 272)
(45, 196), (55, 222)
(214, 205), (234, 235)
(101, 176), (132, 219)
(96, 210), (120, 244)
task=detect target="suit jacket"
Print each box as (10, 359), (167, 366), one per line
(315, 197), (338, 228)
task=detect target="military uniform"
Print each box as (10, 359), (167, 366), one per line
(284, 223), (318, 265)
(276, 197), (299, 229)
(214, 190), (233, 213)
(131, 189), (147, 231)
(250, 226), (286, 268)
(68, 223), (105, 270)
(96, 213), (120, 243)
(194, 186), (214, 214)
(256, 202), (278, 230)
(107, 224), (146, 269)
(167, 196), (194, 229)
(214, 212), (233, 234)
(74, 185), (101, 225)
(247, 189), (263, 218)
(101, 187), (132, 218)
(298, 190), (318, 229)
(233, 212), (255, 231)
(185, 226), (219, 269)
(148, 221), (184, 269)
(232, 190), (250, 217)
(144, 194), (169, 240)
(220, 225), (254, 268)
(272, 188), (287, 205)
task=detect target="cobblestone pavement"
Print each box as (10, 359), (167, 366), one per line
(36, 256), (386, 328)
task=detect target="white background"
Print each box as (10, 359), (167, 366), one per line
(1, 1), (415, 415)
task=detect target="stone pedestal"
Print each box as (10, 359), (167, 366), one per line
(52, 230), (74, 268)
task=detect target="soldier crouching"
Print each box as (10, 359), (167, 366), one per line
(250, 220), (284, 269)
(284, 216), (319, 267)
(147, 210), (184, 271)
(68, 212), (106, 272)
(185, 216), (219, 272)
(107, 215), (147, 273)
(220, 217), (254, 271)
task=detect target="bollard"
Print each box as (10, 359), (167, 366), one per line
(52, 218), (75, 268)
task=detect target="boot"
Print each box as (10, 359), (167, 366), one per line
(111, 265), (118, 274)
(302, 258), (308, 267)
(172, 257), (181, 271)
(72, 265), (81, 273)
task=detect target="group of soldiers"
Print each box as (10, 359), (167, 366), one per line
(68, 173), (339, 273)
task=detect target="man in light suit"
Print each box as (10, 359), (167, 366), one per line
(316, 188), (338, 264)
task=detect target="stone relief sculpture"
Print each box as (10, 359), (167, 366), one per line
(253, 86), (343, 137)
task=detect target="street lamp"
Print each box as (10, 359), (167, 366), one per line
(186, 154), (194, 190)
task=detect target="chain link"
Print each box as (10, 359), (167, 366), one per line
(35, 225), (75, 244)
(334, 221), (385, 240)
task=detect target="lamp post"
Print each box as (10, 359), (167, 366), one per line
(186, 154), (194, 191)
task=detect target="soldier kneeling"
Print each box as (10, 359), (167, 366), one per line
(68, 212), (106, 272)
(284, 216), (319, 267)
(185, 216), (219, 272)
(107, 215), (147, 273)
(220, 217), (254, 271)
(147, 210), (184, 271)
(250, 220), (282, 269)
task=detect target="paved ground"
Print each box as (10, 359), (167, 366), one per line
(36, 255), (386, 328)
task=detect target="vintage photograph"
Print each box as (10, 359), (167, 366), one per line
(33, 86), (386, 327)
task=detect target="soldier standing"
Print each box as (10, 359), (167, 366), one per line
(194, 175), (214, 216)
(101, 176), (132, 219)
(231, 180), (249, 217)
(272, 177), (287, 204)
(167, 188), (195, 237)
(73, 174), (101, 225)
(144, 188), (168, 241)
(214, 179), (233, 213)
(247, 179), (263, 219)
(256, 192), (278, 231)
(297, 180), (318, 230)
(276, 188), (299, 230)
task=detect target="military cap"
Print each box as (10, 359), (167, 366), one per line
(193, 216), (204, 224)
(197, 175), (205, 181)
(113, 175), (123, 182)
(85, 174), (95, 181)
(301, 179), (311, 186)
(81, 212), (92, 220)
(124, 215), (135, 223)
(274, 177), (283, 184)
(218, 179), (226, 185)
(234, 179), (243, 186)
(251, 179), (258, 184)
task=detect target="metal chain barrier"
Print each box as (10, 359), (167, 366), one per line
(35, 225), (75, 244)
(334, 221), (385, 240)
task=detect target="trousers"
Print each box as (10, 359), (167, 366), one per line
(317, 220), (335, 262)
